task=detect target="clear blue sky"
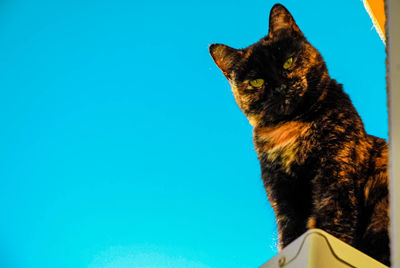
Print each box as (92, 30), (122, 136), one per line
(0, 0), (386, 267)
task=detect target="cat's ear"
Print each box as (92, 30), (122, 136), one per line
(209, 43), (241, 78)
(268, 4), (302, 37)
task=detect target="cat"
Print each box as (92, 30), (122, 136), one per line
(209, 3), (389, 266)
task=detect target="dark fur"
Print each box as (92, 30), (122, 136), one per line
(210, 4), (389, 265)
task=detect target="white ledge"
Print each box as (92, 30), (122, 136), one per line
(260, 229), (387, 268)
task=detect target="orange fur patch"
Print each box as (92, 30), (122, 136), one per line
(255, 121), (311, 173)
(256, 122), (309, 147)
(307, 216), (316, 229)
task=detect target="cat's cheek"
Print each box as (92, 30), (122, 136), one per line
(228, 81), (262, 127)
(248, 114), (262, 127)
(295, 77), (308, 97)
(287, 73), (308, 97)
(228, 80), (250, 111)
(229, 82), (244, 109)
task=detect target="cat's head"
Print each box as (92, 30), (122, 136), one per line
(210, 4), (328, 127)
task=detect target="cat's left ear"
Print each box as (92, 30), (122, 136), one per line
(209, 43), (241, 78)
(268, 4), (303, 37)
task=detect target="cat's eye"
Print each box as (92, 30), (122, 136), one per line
(283, 57), (293, 69)
(250, 78), (264, 88)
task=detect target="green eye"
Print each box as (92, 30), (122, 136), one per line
(283, 57), (293, 69)
(250, 78), (264, 88)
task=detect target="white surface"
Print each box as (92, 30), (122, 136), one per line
(260, 229), (387, 268)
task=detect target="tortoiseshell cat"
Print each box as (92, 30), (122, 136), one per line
(210, 4), (389, 265)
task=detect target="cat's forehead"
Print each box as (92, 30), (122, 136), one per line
(244, 35), (304, 63)
(241, 40), (284, 64)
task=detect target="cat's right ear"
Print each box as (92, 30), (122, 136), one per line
(209, 43), (241, 78)
(268, 4), (303, 37)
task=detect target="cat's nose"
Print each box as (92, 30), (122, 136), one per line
(274, 84), (287, 92)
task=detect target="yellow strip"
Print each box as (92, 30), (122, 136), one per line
(363, 0), (386, 44)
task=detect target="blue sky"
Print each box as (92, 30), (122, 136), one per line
(0, 0), (386, 267)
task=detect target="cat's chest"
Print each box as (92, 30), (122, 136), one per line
(253, 121), (312, 173)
